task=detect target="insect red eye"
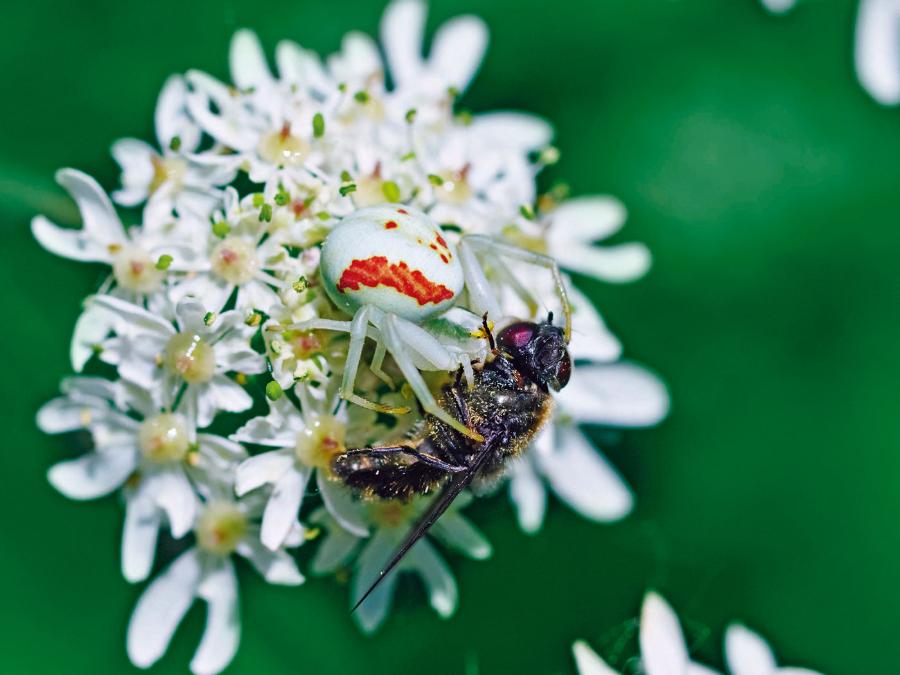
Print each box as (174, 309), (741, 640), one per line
(497, 322), (536, 350)
(554, 352), (571, 390)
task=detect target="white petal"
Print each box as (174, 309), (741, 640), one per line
(127, 548), (201, 669)
(48, 450), (136, 500)
(551, 196), (627, 243)
(91, 294), (174, 336)
(111, 138), (155, 205)
(557, 362), (670, 428)
(122, 493), (161, 582)
(231, 432), (295, 478)
(725, 624), (777, 675)
(309, 510), (363, 575)
(318, 473), (370, 537)
(176, 295), (211, 334)
(190, 560), (240, 675)
(71, 303), (117, 371)
(184, 90), (255, 152)
(31, 215), (109, 262)
(640, 592), (691, 675)
(205, 375), (254, 417)
(381, 0), (426, 87)
(143, 469), (197, 538)
(555, 242), (652, 283)
(216, 341), (265, 374)
(230, 29), (273, 92)
(236, 537), (305, 585)
(471, 111), (553, 150)
(353, 531), (401, 633)
(573, 640), (620, 675)
(328, 31), (382, 82)
(761, 0), (797, 13)
(275, 40), (330, 92)
(856, 0), (900, 105)
(403, 539), (458, 618)
(429, 15), (488, 92)
(156, 74), (200, 150)
(53, 168), (125, 247)
(231, 408), (298, 448)
(568, 282), (622, 363)
(539, 426), (633, 522)
(235, 280), (280, 314)
(198, 433), (247, 464)
(37, 397), (101, 435)
(507, 456), (547, 534)
(261, 468), (309, 550)
(431, 511), (492, 559)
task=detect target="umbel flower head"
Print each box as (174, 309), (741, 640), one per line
(33, 1), (667, 672)
(572, 591), (822, 675)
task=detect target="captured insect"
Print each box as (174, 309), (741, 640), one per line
(279, 204), (571, 443)
(332, 313), (572, 611)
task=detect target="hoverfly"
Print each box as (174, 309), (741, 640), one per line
(332, 314), (571, 610)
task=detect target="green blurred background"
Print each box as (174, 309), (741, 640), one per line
(1, 0), (894, 672)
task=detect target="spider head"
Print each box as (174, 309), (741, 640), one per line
(496, 317), (571, 392)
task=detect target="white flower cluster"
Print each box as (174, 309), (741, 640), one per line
(34, 1), (667, 672)
(573, 592), (822, 675)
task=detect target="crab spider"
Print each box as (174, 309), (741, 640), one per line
(282, 204), (571, 442)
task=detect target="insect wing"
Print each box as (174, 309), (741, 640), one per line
(351, 436), (498, 613)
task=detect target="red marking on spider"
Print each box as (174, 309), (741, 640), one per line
(429, 244), (438, 251)
(440, 254), (449, 264)
(436, 235), (448, 249)
(385, 220), (398, 229)
(397, 208), (409, 215)
(337, 256), (454, 306)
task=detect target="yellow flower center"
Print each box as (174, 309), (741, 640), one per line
(165, 332), (215, 383)
(210, 236), (259, 285)
(138, 413), (190, 463)
(257, 123), (308, 166)
(500, 224), (549, 255)
(434, 168), (472, 205)
(283, 329), (323, 360)
(294, 415), (346, 472)
(352, 175), (388, 208)
(112, 245), (164, 293)
(149, 154), (187, 194)
(195, 501), (247, 555)
(369, 499), (416, 528)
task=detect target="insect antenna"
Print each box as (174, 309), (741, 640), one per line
(481, 312), (496, 352)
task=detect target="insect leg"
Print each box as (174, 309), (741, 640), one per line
(382, 314), (484, 443)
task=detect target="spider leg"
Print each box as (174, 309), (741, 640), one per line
(463, 234), (572, 342)
(382, 314), (484, 442)
(340, 306), (410, 415)
(457, 238), (503, 321)
(368, 341), (395, 388)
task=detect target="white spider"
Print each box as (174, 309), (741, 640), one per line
(275, 204), (571, 441)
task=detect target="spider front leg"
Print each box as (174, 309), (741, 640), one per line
(382, 313), (484, 443)
(457, 238), (502, 322)
(284, 311), (409, 415)
(462, 234), (572, 342)
(341, 306), (411, 415)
